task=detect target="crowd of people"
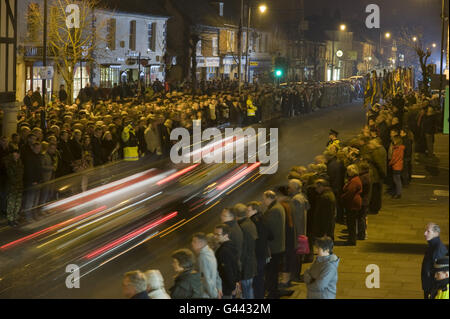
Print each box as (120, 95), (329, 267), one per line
(0, 74), (447, 298)
(120, 87), (446, 300)
(0, 78), (360, 227)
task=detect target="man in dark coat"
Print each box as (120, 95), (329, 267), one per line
(422, 223), (448, 299)
(365, 138), (387, 215)
(69, 129), (83, 161)
(22, 142), (43, 222)
(262, 190), (287, 298)
(214, 224), (240, 299)
(32, 87), (43, 107)
(358, 161), (371, 240)
(325, 150), (346, 224)
(288, 179), (310, 281)
(400, 129), (413, 186)
(220, 207), (243, 272)
(234, 203), (257, 299)
(247, 201), (272, 299)
(422, 107), (437, 157)
(376, 116), (390, 151)
(59, 84), (68, 104)
(58, 130), (74, 177)
(312, 179), (336, 241)
(23, 90), (33, 111)
(91, 127), (104, 167)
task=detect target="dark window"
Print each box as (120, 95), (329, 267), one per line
(107, 19), (116, 50)
(129, 20), (136, 51)
(148, 22), (156, 51)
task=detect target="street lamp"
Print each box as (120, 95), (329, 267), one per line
(259, 4), (267, 13)
(245, 2), (267, 83)
(412, 36), (417, 42)
(432, 43), (437, 48)
(385, 32), (391, 39)
(331, 24), (346, 81)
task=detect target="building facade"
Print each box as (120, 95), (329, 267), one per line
(15, 0), (168, 102)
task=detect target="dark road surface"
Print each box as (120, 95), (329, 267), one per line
(0, 101), (366, 298)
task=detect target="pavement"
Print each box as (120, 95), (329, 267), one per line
(285, 133), (449, 299)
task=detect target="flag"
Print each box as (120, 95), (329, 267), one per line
(382, 69), (390, 99)
(371, 70), (379, 105)
(364, 73), (372, 108)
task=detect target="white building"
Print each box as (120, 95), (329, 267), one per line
(15, 0), (169, 102)
(94, 9), (168, 91)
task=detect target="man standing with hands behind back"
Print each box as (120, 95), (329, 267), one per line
(422, 223), (448, 299)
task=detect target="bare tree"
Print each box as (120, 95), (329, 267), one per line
(28, 0), (106, 103)
(397, 27), (432, 96)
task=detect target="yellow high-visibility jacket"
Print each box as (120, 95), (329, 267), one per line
(434, 284), (449, 299)
(247, 99), (257, 117)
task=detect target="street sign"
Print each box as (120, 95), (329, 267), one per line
(250, 61), (258, 66)
(37, 66), (54, 79)
(336, 50), (343, 57)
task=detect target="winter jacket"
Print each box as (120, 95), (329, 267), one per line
(144, 125), (162, 155)
(224, 219), (243, 265)
(312, 188), (336, 239)
(421, 237), (448, 294)
(359, 170), (371, 207)
(389, 144), (405, 171)
(304, 254), (340, 299)
(169, 270), (203, 299)
(291, 192), (310, 244)
(69, 139), (83, 161)
(215, 240), (240, 296)
(327, 157), (346, 195)
(22, 150), (42, 187)
(238, 218), (258, 280)
(40, 152), (54, 182)
(341, 176), (363, 212)
(367, 145), (387, 184)
(263, 200), (286, 255)
(432, 282), (449, 299)
(4, 155), (24, 192)
(250, 213), (272, 261)
(402, 136), (413, 160)
(91, 136), (104, 167)
(197, 245), (222, 299)
(422, 114), (437, 135)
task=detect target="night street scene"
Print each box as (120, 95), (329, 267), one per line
(0, 0), (449, 305)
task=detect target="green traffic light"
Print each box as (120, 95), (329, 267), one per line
(275, 69), (282, 77)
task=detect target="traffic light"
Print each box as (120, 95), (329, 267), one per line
(274, 56), (287, 79)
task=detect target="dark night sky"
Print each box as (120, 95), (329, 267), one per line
(303, 0), (443, 42)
